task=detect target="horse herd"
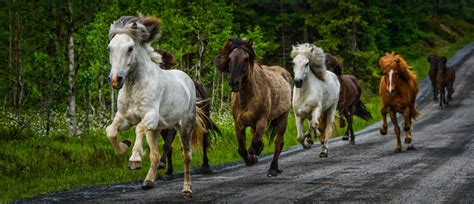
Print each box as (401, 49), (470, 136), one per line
(104, 16), (456, 198)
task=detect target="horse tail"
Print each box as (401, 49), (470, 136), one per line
(191, 106), (222, 148)
(354, 100), (372, 121)
(410, 107), (420, 120)
(265, 119), (279, 144)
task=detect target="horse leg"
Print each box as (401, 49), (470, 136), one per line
(380, 106), (389, 135)
(389, 111), (402, 153)
(158, 130), (168, 170)
(236, 124), (257, 166)
(448, 81), (454, 102)
(432, 81), (438, 101)
(179, 118), (194, 198)
(142, 129), (160, 190)
(296, 115), (311, 149)
(128, 123), (146, 170)
(198, 132), (212, 174)
(347, 110), (355, 145)
(438, 86), (445, 109)
(310, 107), (322, 145)
(268, 113), (288, 177)
(320, 105), (336, 158)
(402, 108), (415, 151)
(106, 113), (132, 155)
(161, 129), (176, 180)
(249, 118), (266, 156)
(342, 110), (350, 141)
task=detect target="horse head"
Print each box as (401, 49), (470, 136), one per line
(325, 54), (343, 76)
(291, 43), (325, 88)
(380, 53), (416, 96)
(437, 56), (448, 72)
(107, 16), (162, 89)
(214, 38), (255, 92)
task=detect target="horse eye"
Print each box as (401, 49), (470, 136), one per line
(128, 47), (133, 53)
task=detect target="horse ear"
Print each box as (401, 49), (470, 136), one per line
(131, 22), (138, 30)
(247, 39), (253, 47)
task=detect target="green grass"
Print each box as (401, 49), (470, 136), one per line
(2, 30), (474, 204)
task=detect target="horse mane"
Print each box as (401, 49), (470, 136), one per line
(214, 37), (256, 73)
(380, 52), (417, 82)
(291, 43), (326, 81)
(438, 56), (448, 72)
(325, 54), (343, 76)
(109, 15), (162, 43)
(154, 49), (176, 70)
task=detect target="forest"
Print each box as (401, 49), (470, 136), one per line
(1, 0), (473, 201)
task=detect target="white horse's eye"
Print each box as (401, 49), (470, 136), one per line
(128, 47), (133, 53)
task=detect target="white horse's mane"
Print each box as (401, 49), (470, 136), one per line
(109, 16), (163, 65)
(291, 43), (326, 81)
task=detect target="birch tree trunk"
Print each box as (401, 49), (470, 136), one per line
(67, 0), (77, 136)
(15, 2), (23, 115)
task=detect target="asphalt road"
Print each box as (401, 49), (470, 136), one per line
(25, 46), (474, 203)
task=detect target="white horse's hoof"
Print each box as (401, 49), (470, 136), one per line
(128, 161), (142, 170)
(141, 180), (154, 190)
(182, 189), (193, 198)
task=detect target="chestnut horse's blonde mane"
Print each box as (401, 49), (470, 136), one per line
(291, 43), (326, 81)
(380, 52), (417, 82)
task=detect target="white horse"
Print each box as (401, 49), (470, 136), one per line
(105, 16), (206, 198)
(291, 43), (340, 158)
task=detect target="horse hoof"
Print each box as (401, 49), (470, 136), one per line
(407, 145), (416, 151)
(244, 156), (258, 167)
(182, 190), (193, 198)
(395, 148), (402, 153)
(197, 166), (212, 174)
(128, 161), (142, 170)
(122, 140), (132, 147)
(267, 168), (282, 177)
(319, 151), (328, 158)
(141, 180), (154, 190)
(380, 128), (387, 135)
(158, 161), (166, 170)
(342, 136), (349, 141)
(404, 138), (412, 144)
(159, 173), (174, 181)
(349, 140), (355, 145)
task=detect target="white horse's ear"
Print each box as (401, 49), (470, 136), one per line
(310, 47), (314, 52)
(292, 45), (296, 50)
(131, 22), (138, 30)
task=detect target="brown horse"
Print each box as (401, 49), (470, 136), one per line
(436, 56), (456, 109)
(155, 50), (220, 179)
(325, 54), (372, 145)
(379, 53), (420, 152)
(427, 54), (443, 101)
(214, 38), (292, 177)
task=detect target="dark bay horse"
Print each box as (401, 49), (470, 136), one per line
(379, 53), (420, 152)
(214, 38), (292, 177)
(436, 56), (455, 109)
(325, 54), (372, 145)
(155, 50), (220, 179)
(428, 54), (443, 100)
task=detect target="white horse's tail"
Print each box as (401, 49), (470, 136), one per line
(191, 107), (214, 148)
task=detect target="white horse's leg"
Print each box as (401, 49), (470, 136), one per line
(179, 118), (194, 198)
(106, 113), (132, 155)
(320, 105), (337, 158)
(130, 113), (157, 170)
(310, 106), (322, 138)
(296, 115), (311, 149)
(142, 129), (160, 189)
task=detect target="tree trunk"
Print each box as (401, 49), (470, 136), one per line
(66, 0), (77, 136)
(15, 1), (23, 115)
(195, 31), (205, 82)
(7, 0), (12, 111)
(280, 0), (286, 68)
(219, 74), (225, 114)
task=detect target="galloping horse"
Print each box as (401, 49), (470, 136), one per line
(379, 53), (419, 152)
(291, 43), (340, 158)
(436, 56), (456, 109)
(106, 16), (206, 197)
(427, 54), (443, 100)
(325, 54), (372, 144)
(214, 38), (292, 177)
(154, 50), (220, 179)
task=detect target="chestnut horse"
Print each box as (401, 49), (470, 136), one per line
(436, 56), (456, 109)
(325, 54), (372, 145)
(154, 50), (221, 180)
(427, 54), (443, 101)
(214, 38), (292, 177)
(379, 53), (420, 152)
